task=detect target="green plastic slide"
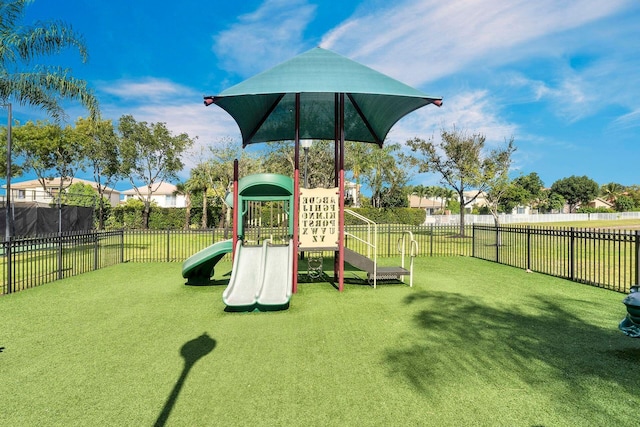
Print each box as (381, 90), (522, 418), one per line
(182, 239), (233, 285)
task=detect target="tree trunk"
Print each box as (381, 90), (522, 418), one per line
(491, 210), (502, 246)
(201, 191), (208, 229)
(184, 194), (191, 230)
(458, 190), (466, 237)
(98, 198), (105, 230)
(142, 201), (151, 229)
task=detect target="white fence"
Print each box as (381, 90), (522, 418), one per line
(424, 211), (640, 225)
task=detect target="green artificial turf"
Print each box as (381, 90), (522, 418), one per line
(1, 258), (639, 426)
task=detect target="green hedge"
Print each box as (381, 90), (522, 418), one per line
(345, 207), (425, 226)
(105, 203), (426, 230)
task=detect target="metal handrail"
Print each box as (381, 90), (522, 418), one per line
(397, 231), (418, 287)
(345, 209), (377, 288)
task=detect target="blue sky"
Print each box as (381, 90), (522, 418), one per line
(4, 0), (640, 191)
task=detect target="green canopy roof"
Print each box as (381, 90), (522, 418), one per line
(205, 47), (441, 146)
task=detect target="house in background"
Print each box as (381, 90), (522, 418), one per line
(6, 177), (121, 207)
(408, 195), (443, 215)
(121, 182), (186, 208)
(345, 181), (360, 207)
(585, 197), (614, 210)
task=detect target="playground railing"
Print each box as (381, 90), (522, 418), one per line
(345, 209), (378, 288)
(398, 231), (418, 287)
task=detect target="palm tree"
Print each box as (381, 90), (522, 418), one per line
(442, 188), (456, 213)
(433, 186), (447, 213)
(600, 182), (625, 203)
(187, 164), (210, 229)
(174, 182), (191, 230)
(0, 0), (99, 119)
(411, 185), (428, 208)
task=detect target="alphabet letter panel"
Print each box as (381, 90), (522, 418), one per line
(299, 187), (339, 249)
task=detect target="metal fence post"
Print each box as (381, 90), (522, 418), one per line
(569, 227), (575, 281)
(495, 225), (500, 263)
(120, 229), (124, 263)
(58, 232), (63, 280)
(166, 228), (171, 262)
(430, 223), (434, 256)
(472, 224), (475, 258)
(5, 239), (12, 294)
(93, 231), (99, 270)
(527, 226), (531, 271)
(635, 230), (640, 286)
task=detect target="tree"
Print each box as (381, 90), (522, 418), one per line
(498, 183), (529, 214)
(614, 195), (635, 212)
(514, 172), (544, 208)
(345, 141), (375, 207)
(117, 115), (195, 229)
(12, 120), (82, 192)
(406, 127), (513, 236)
(492, 172), (543, 214)
(600, 182), (625, 203)
(174, 181), (192, 230)
(538, 189), (565, 213)
(59, 182), (96, 207)
(0, 0), (99, 120)
(187, 163), (212, 229)
(550, 175), (599, 213)
(73, 117), (120, 229)
(361, 143), (407, 208)
(262, 139), (337, 189)
(481, 138), (517, 228)
(411, 185), (430, 208)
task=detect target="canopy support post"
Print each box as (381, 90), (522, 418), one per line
(232, 159), (239, 260)
(338, 93), (345, 292)
(293, 93), (301, 294)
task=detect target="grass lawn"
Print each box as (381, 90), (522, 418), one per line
(1, 257), (639, 426)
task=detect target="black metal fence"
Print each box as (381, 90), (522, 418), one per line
(1, 230), (124, 294)
(473, 224), (639, 293)
(346, 223), (472, 257)
(1, 224), (637, 295)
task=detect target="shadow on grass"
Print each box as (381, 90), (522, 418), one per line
(154, 333), (216, 427)
(387, 291), (640, 407)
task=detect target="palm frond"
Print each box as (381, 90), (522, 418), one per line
(0, 67), (99, 120)
(0, 0), (29, 32)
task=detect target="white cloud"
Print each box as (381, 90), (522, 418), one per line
(212, 0), (317, 77)
(95, 78), (243, 175)
(612, 109), (640, 130)
(99, 78), (196, 102)
(321, 0), (632, 87)
(388, 89), (518, 147)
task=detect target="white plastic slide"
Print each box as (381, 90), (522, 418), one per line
(222, 241), (264, 308)
(222, 239), (293, 310)
(256, 240), (293, 307)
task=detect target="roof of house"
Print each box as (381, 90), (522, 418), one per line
(8, 177), (119, 193)
(121, 182), (180, 196)
(587, 197), (615, 208)
(408, 195), (442, 209)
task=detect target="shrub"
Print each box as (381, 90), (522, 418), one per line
(345, 207), (425, 225)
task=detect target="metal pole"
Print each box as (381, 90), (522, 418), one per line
(303, 147), (309, 188)
(4, 103), (12, 293)
(635, 230), (639, 287)
(5, 103), (12, 239)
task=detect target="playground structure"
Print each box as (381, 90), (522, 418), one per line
(182, 47), (442, 310)
(181, 171), (418, 309)
(181, 173), (295, 310)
